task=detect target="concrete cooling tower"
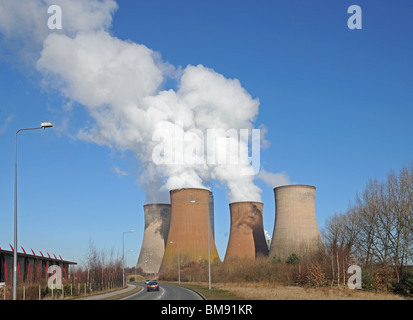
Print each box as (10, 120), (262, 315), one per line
(159, 188), (220, 272)
(136, 204), (171, 275)
(269, 185), (322, 261)
(224, 202), (269, 262)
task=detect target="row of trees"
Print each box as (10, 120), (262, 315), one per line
(2, 242), (125, 299)
(70, 241), (124, 292)
(159, 254), (328, 288)
(322, 163), (413, 292)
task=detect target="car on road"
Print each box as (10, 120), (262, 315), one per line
(147, 280), (159, 292)
(144, 279), (150, 285)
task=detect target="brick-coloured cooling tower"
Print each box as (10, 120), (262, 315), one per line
(224, 202), (269, 262)
(159, 188), (220, 272)
(269, 185), (322, 261)
(136, 204), (171, 275)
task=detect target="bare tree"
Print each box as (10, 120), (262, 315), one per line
(74, 240), (123, 292)
(322, 163), (413, 290)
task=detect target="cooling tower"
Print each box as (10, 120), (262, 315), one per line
(269, 185), (322, 261)
(159, 188), (220, 272)
(136, 204), (171, 275)
(224, 202), (269, 262)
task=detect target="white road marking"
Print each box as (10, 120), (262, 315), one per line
(155, 286), (166, 300)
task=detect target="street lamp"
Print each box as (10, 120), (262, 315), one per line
(122, 230), (134, 288)
(126, 249), (134, 284)
(41, 122), (53, 129)
(169, 241), (180, 285)
(13, 122), (53, 300)
(190, 200), (211, 290)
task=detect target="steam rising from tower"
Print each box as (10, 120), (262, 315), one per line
(0, 1), (301, 273)
(0, 0), (293, 205)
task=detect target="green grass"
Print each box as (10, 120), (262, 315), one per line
(178, 283), (243, 300)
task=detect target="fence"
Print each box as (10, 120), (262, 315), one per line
(0, 281), (122, 300)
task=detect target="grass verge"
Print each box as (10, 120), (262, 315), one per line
(100, 284), (143, 300)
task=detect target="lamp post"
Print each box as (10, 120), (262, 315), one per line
(125, 249), (134, 283)
(13, 122), (53, 300)
(122, 230), (134, 288)
(190, 199), (211, 290)
(169, 241), (180, 286)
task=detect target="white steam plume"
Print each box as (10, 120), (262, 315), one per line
(0, 0), (118, 65)
(0, 0), (287, 203)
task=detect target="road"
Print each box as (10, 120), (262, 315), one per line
(122, 282), (204, 300)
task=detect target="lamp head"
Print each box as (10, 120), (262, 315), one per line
(41, 122), (53, 129)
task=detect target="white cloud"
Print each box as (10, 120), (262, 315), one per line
(112, 166), (128, 177)
(0, 114), (14, 134)
(257, 169), (291, 188)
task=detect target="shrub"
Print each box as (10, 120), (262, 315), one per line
(391, 271), (413, 296)
(286, 253), (299, 265)
(362, 270), (377, 291)
(271, 255), (281, 264)
(302, 262), (327, 288)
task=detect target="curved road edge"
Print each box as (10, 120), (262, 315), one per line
(178, 284), (206, 300)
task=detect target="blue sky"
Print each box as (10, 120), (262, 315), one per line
(0, 0), (412, 267)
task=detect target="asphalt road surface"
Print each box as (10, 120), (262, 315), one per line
(122, 282), (204, 300)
